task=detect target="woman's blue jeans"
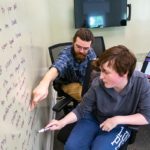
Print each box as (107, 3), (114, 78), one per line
(64, 114), (131, 150)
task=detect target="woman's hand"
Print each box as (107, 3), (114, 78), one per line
(100, 116), (120, 132)
(45, 119), (66, 131)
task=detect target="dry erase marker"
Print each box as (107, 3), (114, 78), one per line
(38, 126), (52, 133)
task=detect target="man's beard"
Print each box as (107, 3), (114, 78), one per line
(75, 52), (86, 61)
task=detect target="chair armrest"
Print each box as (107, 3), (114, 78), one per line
(127, 125), (139, 144)
(128, 128), (138, 144)
(52, 98), (72, 112)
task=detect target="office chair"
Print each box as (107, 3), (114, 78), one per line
(48, 37), (105, 115)
(48, 42), (75, 114)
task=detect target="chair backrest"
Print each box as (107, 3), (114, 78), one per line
(48, 36), (105, 64)
(141, 51), (150, 79)
(81, 36), (105, 95)
(92, 36), (105, 57)
(48, 42), (72, 63)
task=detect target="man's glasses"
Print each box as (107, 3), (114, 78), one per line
(75, 44), (90, 51)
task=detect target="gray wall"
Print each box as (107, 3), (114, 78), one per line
(49, 0), (150, 54)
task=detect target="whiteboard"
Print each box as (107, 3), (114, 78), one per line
(0, 0), (55, 150)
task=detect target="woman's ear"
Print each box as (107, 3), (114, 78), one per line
(121, 71), (128, 78)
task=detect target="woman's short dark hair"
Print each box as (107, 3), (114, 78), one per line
(73, 28), (94, 44)
(97, 45), (137, 78)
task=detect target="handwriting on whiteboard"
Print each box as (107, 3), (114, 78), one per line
(0, 1), (41, 150)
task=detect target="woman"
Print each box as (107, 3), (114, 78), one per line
(46, 45), (150, 150)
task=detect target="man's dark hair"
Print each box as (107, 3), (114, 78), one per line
(97, 45), (137, 78)
(73, 28), (94, 43)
